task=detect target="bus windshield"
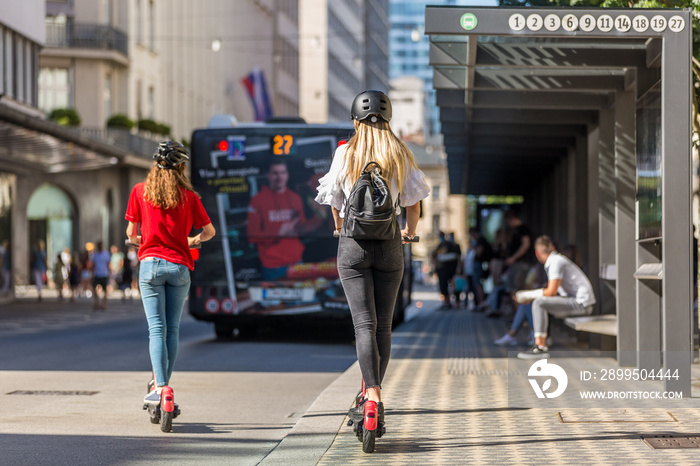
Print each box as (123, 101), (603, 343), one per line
(190, 124), (353, 317)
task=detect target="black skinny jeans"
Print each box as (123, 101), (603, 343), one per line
(338, 234), (404, 389)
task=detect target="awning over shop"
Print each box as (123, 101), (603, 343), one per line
(0, 100), (152, 175)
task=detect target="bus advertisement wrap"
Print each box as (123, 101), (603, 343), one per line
(190, 125), (355, 324)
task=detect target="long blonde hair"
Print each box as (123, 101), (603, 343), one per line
(144, 162), (198, 209)
(341, 118), (418, 192)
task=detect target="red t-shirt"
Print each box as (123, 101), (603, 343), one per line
(246, 186), (306, 269)
(125, 182), (211, 271)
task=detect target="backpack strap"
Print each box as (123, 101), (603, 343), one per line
(362, 162), (381, 174)
(361, 161), (400, 210)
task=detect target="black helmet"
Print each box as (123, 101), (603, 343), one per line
(153, 141), (189, 169)
(351, 90), (392, 122)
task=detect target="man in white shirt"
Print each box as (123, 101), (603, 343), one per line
(516, 235), (596, 359)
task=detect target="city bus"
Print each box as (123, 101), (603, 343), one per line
(189, 118), (413, 338)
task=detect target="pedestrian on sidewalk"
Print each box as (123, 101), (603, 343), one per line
(490, 210), (535, 318)
(516, 236), (596, 359)
(109, 244), (125, 292)
(432, 231), (460, 309)
(78, 244), (92, 298)
(53, 253), (66, 302)
(465, 227), (491, 309)
(126, 140), (215, 404)
(92, 241), (111, 311)
(68, 252), (80, 302)
(315, 90), (430, 435)
(31, 239), (47, 302)
(494, 262), (546, 347)
(119, 253), (133, 302)
(1, 239), (11, 296)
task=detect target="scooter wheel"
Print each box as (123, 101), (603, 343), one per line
(161, 409), (173, 432)
(149, 406), (160, 424)
(362, 426), (376, 453)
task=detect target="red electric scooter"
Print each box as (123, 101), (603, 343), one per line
(346, 379), (385, 453)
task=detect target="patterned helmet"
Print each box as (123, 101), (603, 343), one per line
(153, 141), (189, 169)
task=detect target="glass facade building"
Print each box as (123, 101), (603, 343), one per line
(389, 0), (496, 135)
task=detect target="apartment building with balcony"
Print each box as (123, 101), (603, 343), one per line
(0, 1), (157, 298)
(0, 1), (305, 297)
(41, 1), (300, 138)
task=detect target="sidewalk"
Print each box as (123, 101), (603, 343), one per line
(266, 286), (700, 465)
(0, 286), (145, 336)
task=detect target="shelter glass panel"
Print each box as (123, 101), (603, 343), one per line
(636, 81), (662, 240)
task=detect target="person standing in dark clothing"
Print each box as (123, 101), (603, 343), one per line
(467, 227), (492, 307)
(447, 233), (462, 308)
(433, 231), (460, 309)
(503, 210), (535, 294)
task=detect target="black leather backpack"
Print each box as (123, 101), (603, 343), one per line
(341, 162), (398, 241)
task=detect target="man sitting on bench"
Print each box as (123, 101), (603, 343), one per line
(515, 236), (596, 359)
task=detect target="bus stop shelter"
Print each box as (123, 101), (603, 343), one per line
(425, 6), (693, 394)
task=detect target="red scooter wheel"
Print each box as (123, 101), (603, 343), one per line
(160, 387), (175, 433)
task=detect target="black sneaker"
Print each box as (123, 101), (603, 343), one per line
(377, 402), (386, 438)
(517, 345), (550, 359)
(348, 397), (366, 422)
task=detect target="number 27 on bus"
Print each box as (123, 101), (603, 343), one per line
(272, 134), (295, 155)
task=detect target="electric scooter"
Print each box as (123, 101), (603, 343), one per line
(127, 238), (199, 433)
(143, 375), (181, 433)
(346, 379), (385, 453)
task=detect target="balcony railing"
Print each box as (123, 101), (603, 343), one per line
(45, 22), (128, 57)
(67, 127), (158, 159)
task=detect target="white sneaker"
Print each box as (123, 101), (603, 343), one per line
(144, 389), (161, 404)
(494, 334), (518, 346)
(517, 345), (550, 359)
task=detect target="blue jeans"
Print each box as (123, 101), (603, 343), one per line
(139, 258), (191, 387)
(511, 303), (533, 333)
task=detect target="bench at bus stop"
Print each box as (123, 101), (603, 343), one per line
(560, 262), (619, 350)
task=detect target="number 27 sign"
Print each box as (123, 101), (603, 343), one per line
(508, 12), (684, 34)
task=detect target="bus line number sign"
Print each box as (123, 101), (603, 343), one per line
(272, 134), (296, 156)
(507, 12), (685, 34)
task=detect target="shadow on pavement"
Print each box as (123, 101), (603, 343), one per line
(372, 431), (663, 454)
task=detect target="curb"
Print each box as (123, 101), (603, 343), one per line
(259, 361), (361, 465)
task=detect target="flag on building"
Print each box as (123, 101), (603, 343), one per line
(241, 68), (273, 121)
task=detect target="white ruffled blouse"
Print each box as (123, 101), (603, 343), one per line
(314, 144), (431, 218)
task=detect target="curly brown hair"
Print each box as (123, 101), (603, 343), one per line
(144, 162), (199, 209)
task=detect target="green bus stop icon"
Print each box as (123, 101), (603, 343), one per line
(460, 13), (478, 30)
